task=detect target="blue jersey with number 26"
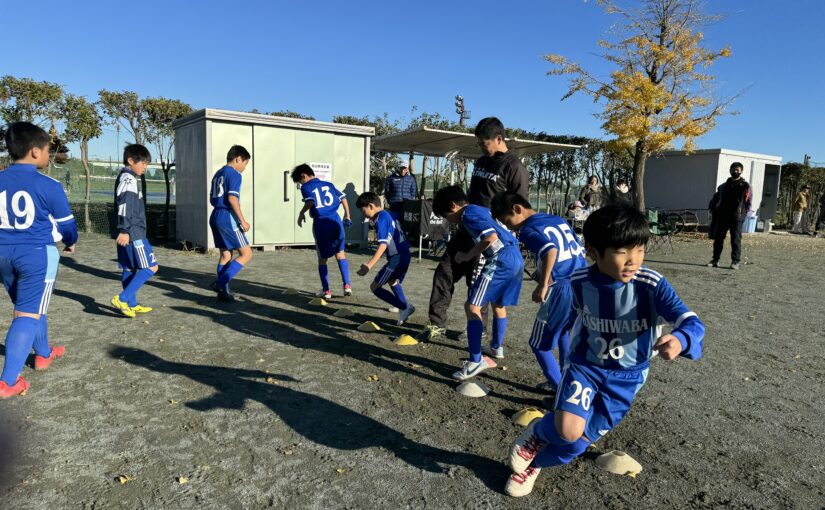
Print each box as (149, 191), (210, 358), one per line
(0, 164), (76, 246)
(519, 213), (587, 281)
(301, 178), (345, 219)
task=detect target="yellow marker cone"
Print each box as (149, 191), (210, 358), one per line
(357, 321), (381, 332)
(511, 407), (545, 427)
(308, 298), (328, 306)
(282, 288), (299, 295)
(394, 334), (418, 346)
(333, 308), (355, 318)
(595, 450), (643, 476)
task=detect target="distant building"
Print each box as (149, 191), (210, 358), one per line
(644, 148), (782, 224)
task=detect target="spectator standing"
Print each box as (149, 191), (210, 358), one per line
(791, 185), (810, 234)
(608, 178), (632, 206)
(383, 159), (418, 220)
(578, 175), (604, 212)
(707, 162), (752, 270)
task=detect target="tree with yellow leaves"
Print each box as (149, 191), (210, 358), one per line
(546, 0), (735, 210)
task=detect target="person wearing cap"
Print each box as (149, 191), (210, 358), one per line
(383, 159), (418, 219)
(791, 184), (810, 234)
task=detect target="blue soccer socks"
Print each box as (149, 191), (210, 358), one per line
(492, 317), (508, 349)
(32, 316), (51, 359)
(0, 316), (39, 385)
(121, 270), (137, 306)
(390, 282), (408, 307)
(337, 258), (351, 286)
(216, 260), (244, 291)
(532, 346), (562, 390)
(467, 319), (484, 362)
(532, 419), (590, 469)
(119, 268), (154, 306)
(318, 264), (330, 292)
(373, 288), (405, 310)
(217, 263), (226, 279)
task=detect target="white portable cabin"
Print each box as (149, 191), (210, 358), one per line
(172, 109), (374, 249)
(644, 149), (782, 224)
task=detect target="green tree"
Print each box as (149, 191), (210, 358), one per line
(545, 0), (735, 210)
(143, 97), (193, 236)
(333, 113), (401, 193)
(62, 95), (103, 230)
(269, 110), (315, 120)
(0, 75), (64, 126)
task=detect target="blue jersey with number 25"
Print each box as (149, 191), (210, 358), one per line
(519, 213), (587, 281)
(300, 178), (345, 219)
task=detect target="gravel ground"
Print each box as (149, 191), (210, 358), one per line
(1, 231), (824, 509)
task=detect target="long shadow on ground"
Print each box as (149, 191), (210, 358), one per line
(109, 346), (508, 491)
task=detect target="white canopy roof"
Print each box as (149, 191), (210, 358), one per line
(373, 126), (580, 159)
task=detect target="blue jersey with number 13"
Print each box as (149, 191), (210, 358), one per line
(301, 178), (345, 219)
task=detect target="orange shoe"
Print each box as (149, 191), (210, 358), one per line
(0, 376), (30, 399)
(34, 345), (65, 370)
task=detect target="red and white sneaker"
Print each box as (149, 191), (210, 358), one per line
(505, 465), (542, 497)
(34, 345), (66, 370)
(509, 418), (547, 472)
(316, 289), (333, 300)
(0, 376), (30, 399)
(343, 284), (353, 297)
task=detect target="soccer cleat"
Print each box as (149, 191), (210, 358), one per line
(452, 357), (492, 381)
(398, 304), (416, 325)
(509, 418), (547, 473)
(0, 376), (30, 399)
(415, 324), (446, 342)
(387, 306), (400, 313)
(343, 284), (353, 297)
(316, 289), (333, 300)
(505, 466), (542, 497)
(730, 262), (740, 270)
(111, 295), (136, 318)
(483, 345), (504, 359)
(706, 261), (718, 268)
(132, 305), (153, 314)
(217, 289), (235, 302)
(34, 345), (65, 370)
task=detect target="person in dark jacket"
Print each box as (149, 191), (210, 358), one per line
(383, 159), (418, 219)
(607, 178), (632, 206)
(578, 175), (604, 211)
(417, 117), (530, 341)
(707, 161), (752, 270)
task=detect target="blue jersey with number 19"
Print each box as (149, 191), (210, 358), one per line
(301, 178), (345, 219)
(519, 213), (587, 281)
(0, 164), (77, 246)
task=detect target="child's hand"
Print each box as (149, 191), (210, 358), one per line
(343, 218), (353, 229)
(357, 263), (370, 276)
(63, 244), (76, 254)
(297, 213), (306, 227)
(116, 232), (130, 247)
(654, 334), (683, 360)
(532, 284), (548, 303)
(241, 220), (250, 232)
(454, 251), (470, 264)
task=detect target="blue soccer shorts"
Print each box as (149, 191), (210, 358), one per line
(467, 246), (523, 307)
(530, 279), (573, 351)
(373, 252), (411, 287)
(313, 216), (345, 259)
(210, 209), (249, 250)
(117, 238), (158, 271)
(554, 361), (649, 442)
(0, 244), (60, 315)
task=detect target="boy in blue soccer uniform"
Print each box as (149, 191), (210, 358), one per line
(209, 145), (253, 302)
(111, 144), (158, 318)
(492, 192), (587, 395)
(0, 123), (78, 398)
(433, 186), (523, 381)
(503, 204), (705, 497)
(354, 192), (415, 324)
(291, 164), (353, 300)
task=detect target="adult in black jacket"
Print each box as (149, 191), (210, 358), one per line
(417, 117), (529, 341)
(708, 162), (752, 270)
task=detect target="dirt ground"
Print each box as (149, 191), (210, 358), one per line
(1, 231), (824, 509)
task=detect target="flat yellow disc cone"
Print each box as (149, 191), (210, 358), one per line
(282, 288), (298, 295)
(333, 308), (355, 318)
(308, 297), (327, 306)
(394, 334), (418, 346)
(595, 450), (643, 476)
(511, 407), (545, 427)
(456, 381), (490, 398)
(357, 321), (381, 332)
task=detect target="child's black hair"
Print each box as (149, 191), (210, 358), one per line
(582, 204), (649, 255)
(123, 143), (151, 166)
(729, 161), (744, 172)
(5, 122), (50, 160)
(290, 163), (315, 183)
(226, 145), (251, 162)
(432, 185), (469, 217)
(490, 191), (532, 220)
(356, 191), (381, 209)
(474, 117), (505, 141)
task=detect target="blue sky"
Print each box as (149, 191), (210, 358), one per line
(3, 0), (823, 163)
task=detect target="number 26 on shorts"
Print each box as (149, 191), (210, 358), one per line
(565, 380), (593, 411)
